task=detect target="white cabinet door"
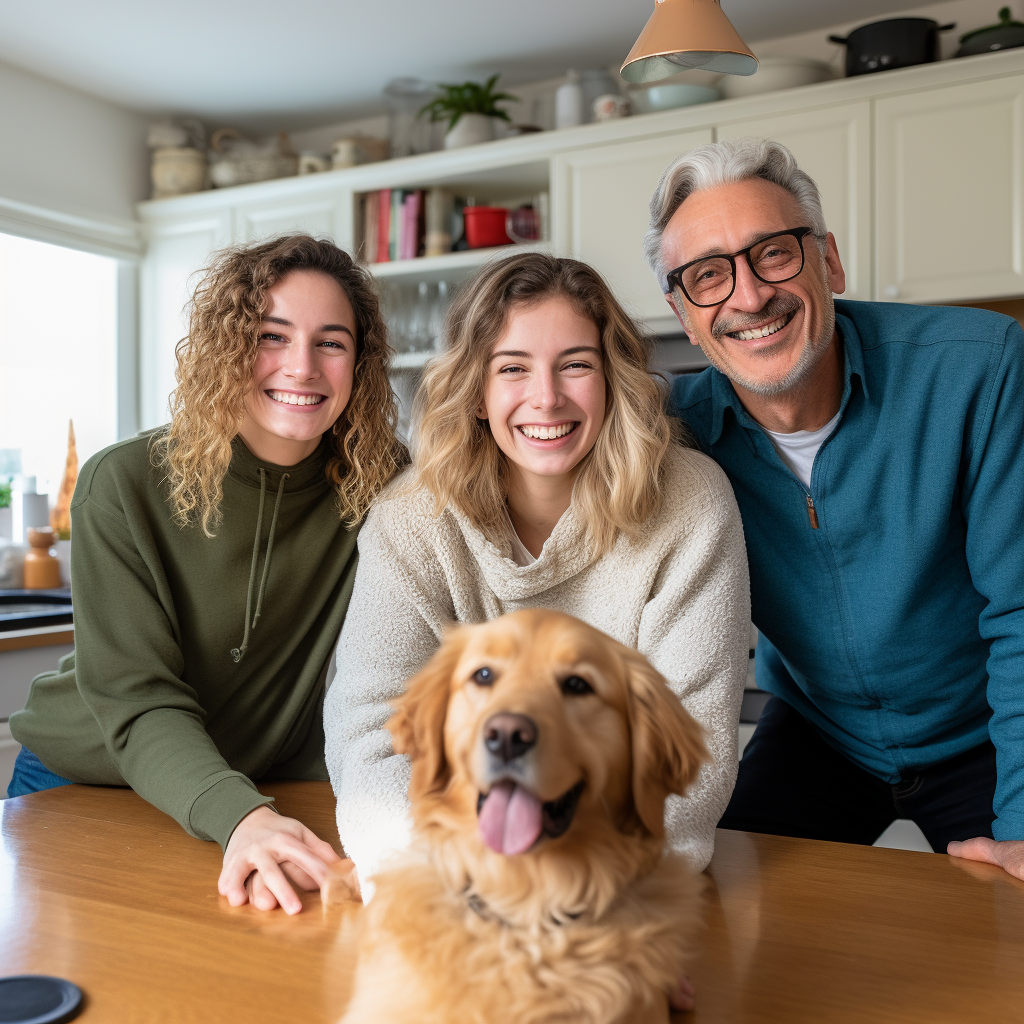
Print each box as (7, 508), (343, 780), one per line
(553, 130), (713, 328)
(234, 193), (352, 250)
(139, 211), (231, 429)
(717, 102), (872, 300)
(876, 77), (1024, 303)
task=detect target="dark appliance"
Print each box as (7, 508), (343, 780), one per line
(829, 18), (956, 76)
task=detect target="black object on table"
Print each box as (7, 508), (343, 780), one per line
(0, 975), (83, 1024)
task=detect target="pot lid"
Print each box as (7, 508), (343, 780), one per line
(960, 7), (1024, 44)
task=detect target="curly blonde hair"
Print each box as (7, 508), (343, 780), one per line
(413, 252), (683, 557)
(151, 235), (406, 535)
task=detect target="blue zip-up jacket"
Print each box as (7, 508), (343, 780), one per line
(669, 299), (1024, 841)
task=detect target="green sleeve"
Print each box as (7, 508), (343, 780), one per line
(69, 477), (272, 848)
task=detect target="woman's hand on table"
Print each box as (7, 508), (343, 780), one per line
(219, 805), (343, 915)
(947, 837), (1024, 881)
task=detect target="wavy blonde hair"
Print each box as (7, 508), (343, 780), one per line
(414, 252), (683, 557)
(151, 235), (406, 535)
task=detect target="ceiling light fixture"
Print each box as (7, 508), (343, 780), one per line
(621, 0), (758, 84)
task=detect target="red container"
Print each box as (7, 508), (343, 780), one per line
(463, 206), (511, 249)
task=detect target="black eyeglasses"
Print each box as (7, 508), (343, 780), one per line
(665, 227), (819, 308)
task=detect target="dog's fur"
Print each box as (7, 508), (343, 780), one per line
(340, 609), (708, 1024)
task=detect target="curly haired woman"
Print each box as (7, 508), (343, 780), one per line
(9, 235), (405, 914)
(324, 253), (750, 939)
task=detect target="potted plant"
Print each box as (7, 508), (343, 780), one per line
(419, 74), (518, 149)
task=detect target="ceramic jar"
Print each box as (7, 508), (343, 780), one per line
(151, 147), (208, 199)
(24, 528), (61, 589)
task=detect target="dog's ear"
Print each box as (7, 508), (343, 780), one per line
(623, 649), (709, 839)
(387, 628), (467, 798)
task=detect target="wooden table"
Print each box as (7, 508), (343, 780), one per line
(2, 783), (1023, 1023)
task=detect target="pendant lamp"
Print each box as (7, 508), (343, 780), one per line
(621, 0), (758, 84)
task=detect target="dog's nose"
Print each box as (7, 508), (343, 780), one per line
(483, 713), (537, 762)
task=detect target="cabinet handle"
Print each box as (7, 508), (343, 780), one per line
(884, 285), (900, 299)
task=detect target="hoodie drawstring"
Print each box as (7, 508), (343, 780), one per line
(231, 469), (289, 663)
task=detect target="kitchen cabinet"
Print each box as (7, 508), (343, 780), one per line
(0, 629), (75, 795)
(140, 210), (232, 427)
(875, 75), (1024, 303)
(552, 130), (713, 326)
(717, 102), (872, 301)
(135, 49), (1024, 428)
(234, 191), (352, 247)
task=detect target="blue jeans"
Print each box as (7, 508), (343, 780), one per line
(719, 696), (996, 851)
(7, 746), (74, 798)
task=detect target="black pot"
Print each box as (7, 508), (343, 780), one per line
(829, 18), (956, 76)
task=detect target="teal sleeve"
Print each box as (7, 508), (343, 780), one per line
(963, 322), (1024, 840)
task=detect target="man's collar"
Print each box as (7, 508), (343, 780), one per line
(707, 303), (868, 445)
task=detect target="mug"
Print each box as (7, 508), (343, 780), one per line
(592, 94), (630, 121)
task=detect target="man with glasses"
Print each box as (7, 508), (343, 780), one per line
(646, 137), (1023, 881)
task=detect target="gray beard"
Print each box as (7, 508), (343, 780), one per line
(694, 293), (836, 398)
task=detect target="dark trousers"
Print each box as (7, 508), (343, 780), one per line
(719, 697), (996, 852)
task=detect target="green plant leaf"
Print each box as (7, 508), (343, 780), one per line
(416, 74), (519, 127)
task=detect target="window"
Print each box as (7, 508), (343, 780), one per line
(0, 232), (120, 497)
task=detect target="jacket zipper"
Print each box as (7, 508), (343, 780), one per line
(805, 493), (819, 529)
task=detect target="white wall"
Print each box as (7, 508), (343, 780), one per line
(0, 58), (148, 227)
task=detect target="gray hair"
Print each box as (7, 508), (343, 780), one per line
(643, 137), (827, 289)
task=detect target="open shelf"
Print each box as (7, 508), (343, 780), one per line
(368, 240), (552, 282)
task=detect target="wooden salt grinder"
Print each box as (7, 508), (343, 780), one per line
(24, 528), (63, 589)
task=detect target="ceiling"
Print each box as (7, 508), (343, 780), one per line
(0, 0), (914, 131)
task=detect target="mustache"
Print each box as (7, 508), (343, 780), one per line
(712, 293), (802, 339)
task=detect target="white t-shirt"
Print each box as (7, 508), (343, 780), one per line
(509, 530), (537, 566)
(763, 410), (841, 490)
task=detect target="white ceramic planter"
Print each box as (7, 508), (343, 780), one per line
(444, 113), (497, 150)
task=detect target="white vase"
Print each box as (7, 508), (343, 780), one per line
(444, 113), (497, 150)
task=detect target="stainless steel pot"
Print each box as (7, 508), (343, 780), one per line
(829, 18), (956, 76)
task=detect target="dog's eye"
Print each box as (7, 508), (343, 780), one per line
(561, 675), (594, 696)
(472, 667), (495, 687)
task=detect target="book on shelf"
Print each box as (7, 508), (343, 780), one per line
(363, 188), (428, 263)
(389, 190), (401, 261)
(375, 189), (391, 263)
(363, 186), (549, 264)
(362, 192), (379, 265)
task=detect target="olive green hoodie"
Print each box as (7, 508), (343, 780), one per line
(11, 432), (358, 848)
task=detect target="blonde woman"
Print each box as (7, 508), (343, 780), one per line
(10, 235), (405, 915)
(325, 252), (750, 905)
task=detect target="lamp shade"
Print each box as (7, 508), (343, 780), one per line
(621, 0), (758, 84)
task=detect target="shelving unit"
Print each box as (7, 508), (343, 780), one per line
(368, 240), (552, 281)
(135, 48), (1024, 429)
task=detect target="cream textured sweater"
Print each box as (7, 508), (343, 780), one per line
(325, 445), (750, 886)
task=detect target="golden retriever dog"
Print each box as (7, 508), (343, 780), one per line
(340, 608), (708, 1024)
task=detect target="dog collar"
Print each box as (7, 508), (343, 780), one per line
(463, 888), (583, 929)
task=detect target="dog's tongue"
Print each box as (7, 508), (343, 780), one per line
(478, 780), (544, 855)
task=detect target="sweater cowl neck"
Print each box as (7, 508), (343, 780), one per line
(450, 498), (598, 603)
(228, 435), (330, 493)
